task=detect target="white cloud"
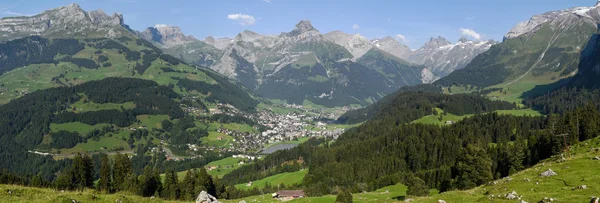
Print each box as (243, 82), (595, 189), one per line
(352, 24), (360, 30)
(263, 0), (272, 2)
(0, 8), (32, 16)
(459, 28), (481, 40)
(227, 13), (257, 26)
(395, 34), (406, 42)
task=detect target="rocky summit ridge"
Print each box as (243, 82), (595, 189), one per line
(0, 3), (127, 41)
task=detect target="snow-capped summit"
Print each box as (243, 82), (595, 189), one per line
(505, 1), (600, 40)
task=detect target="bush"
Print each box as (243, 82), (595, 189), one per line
(335, 188), (353, 203)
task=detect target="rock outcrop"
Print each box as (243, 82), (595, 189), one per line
(196, 191), (220, 203)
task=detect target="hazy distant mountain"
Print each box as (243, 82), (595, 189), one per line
(0, 3), (127, 41)
(409, 36), (496, 78)
(194, 21), (425, 107)
(139, 24), (197, 47)
(323, 32), (495, 83)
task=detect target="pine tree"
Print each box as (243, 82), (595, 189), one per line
(113, 153), (133, 191)
(98, 154), (113, 193)
(82, 153), (95, 188)
(72, 153), (86, 191)
(54, 168), (74, 190)
(456, 145), (493, 189)
(162, 169), (180, 200)
(140, 166), (162, 197)
(197, 167), (215, 196)
(180, 169), (197, 200)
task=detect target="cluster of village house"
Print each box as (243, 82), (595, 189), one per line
(168, 101), (355, 159)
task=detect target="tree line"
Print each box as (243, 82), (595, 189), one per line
(338, 89), (517, 124)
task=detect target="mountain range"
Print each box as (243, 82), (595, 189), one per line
(139, 20), (494, 106)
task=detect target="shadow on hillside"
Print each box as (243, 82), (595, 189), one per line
(520, 78), (571, 99)
(392, 195), (407, 200)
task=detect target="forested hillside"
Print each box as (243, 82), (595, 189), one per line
(337, 86), (516, 124)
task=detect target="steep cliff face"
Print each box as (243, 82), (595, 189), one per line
(139, 24), (197, 47)
(0, 3), (128, 41)
(409, 37), (496, 78)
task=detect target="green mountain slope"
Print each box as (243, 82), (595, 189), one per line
(434, 6), (600, 103)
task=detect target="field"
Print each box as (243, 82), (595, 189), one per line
(225, 184), (408, 203)
(485, 71), (570, 104)
(262, 137), (311, 150)
(235, 169), (308, 190)
(50, 122), (110, 134)
(413, 108), (543, 126)
(207, 122), (258, 133)
(137, 115), (170, 130)
(0, 184), (179, 203)
(206, 157), (245, 178)
(159, 157), (245, 181)
(201, 132), (234, 148)
(69, 100), (134, 113)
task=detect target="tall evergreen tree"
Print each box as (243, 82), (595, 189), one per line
(113, 153), (133, 191)
(162, 169), (180, 200)
(82, 153), (95, 188)
(98, 154), (113, 193)
(71, 153), (86, 191)
(180, 169), (198, 201)
(197, 167), (216, 196)
(456, 145), (493, 189)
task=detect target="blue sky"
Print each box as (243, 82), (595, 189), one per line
(0, 0), (595, 49)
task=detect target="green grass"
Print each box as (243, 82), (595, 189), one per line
(224, 183), (408, 203)
(69, 100), (134, 113)
(234, 169), (308, 190)
(201, 132), (233, 148)
(0, 184), (180, 203)
(417, 136), (600, 203)
(413, 108), (543, 126)
(307, 75), (329, 82)
(136, 115), (170, 129)
(50, 122), (110, 134)
(495, 109), (543, 117)
(263, 137), (311, 150)
(160, 157), (245, 181)
(206, 157), (245, 178)
(412, 108), (472, 126)
(208, 122), (258, 134)
(257, 103), (302, 115)
(485, 71), (569, 104)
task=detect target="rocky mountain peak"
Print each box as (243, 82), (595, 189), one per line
(235, 30), (262, 42)
(204, 36), (216, 44)
(421, 36), (451, 50)
(458, 36), (470, 43)
(295, 20), (317, 32)
(596, 0), (600, 7)
(139, 24), (196, 47)
(0, 3), (130, 41)
(285, 20), (320, 39)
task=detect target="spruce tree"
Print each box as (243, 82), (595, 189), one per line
(71, 153), (86, 191)
(162, 169), (180, 200)
(113, 153), (133, 191)
(98, 154), (113, 193)
(181, 169), (197, 200)
(82, 153), (95, 188)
